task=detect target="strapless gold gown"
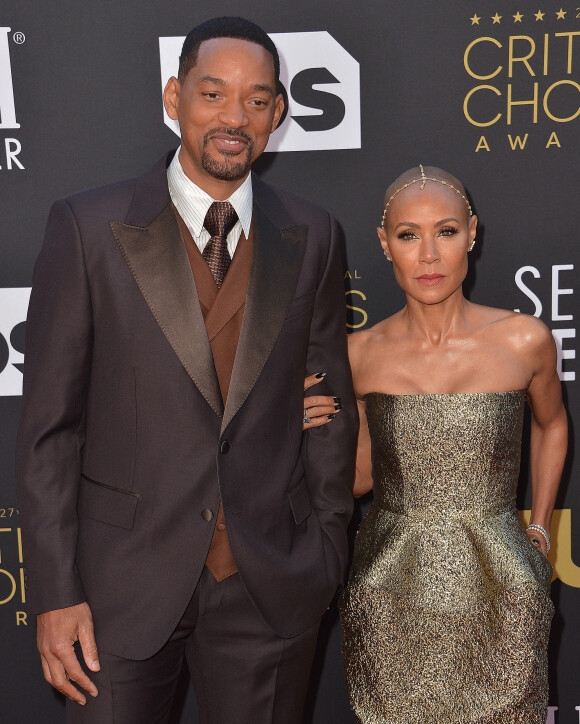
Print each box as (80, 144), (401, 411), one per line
(340, 392), (553, 723)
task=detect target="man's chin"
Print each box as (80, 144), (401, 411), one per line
(209, 168), (248, 182)
(201, 151), (252, 183)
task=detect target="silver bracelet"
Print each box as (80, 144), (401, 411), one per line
(526, 524), (551, 555)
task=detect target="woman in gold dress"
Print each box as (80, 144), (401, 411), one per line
(304, 166), (568, 723)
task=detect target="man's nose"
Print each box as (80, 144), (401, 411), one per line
(218, 100), (249, 128)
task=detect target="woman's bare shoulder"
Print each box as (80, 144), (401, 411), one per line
(348, 315), (401, 353)
(348, 315), (403, 387)
(473, 304), (553, 350)
(470, 303), (517, 325)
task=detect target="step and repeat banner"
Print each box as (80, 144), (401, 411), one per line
(1, 0), (578, 721)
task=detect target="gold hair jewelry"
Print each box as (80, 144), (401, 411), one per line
(381, 164), (473, 227)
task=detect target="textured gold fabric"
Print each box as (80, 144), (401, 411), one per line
(340, 392), (553, 724)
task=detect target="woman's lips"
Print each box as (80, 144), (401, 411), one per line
(416, 274), (445, 286)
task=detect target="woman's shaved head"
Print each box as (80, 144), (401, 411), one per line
(382, 166), (472, 226)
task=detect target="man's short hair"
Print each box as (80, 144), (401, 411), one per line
(178, 16), (280, 85)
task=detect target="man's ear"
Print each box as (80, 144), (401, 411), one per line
(271, 93), (285, 132)
(163, 76), (180, 121)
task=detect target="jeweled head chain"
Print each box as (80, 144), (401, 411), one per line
(381, 164), (472, 227)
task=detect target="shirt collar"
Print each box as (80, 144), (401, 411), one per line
(167, 147), (253, 239)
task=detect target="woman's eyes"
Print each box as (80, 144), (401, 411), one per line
(396, 227), (458, 241)
(438, 226), (458, 236)
(397, 231), (418, 241)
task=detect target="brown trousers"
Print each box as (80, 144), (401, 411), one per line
(66, 569), (320, 724)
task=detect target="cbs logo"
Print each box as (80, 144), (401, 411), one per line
(0, 288), (29, 397)
(158, 30), (361, 152)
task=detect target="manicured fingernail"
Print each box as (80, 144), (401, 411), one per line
(327, 413), (336, 420)
(333, 397), (342, 404)
(334, 403), (342, 410)
(315, 372), (327, 379)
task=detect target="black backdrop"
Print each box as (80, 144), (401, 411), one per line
(1, 1), (578, 721)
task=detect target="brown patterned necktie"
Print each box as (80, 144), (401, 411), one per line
(202, 201), (238, 288)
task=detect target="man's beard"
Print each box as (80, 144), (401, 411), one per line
(201, 128), (255, 181)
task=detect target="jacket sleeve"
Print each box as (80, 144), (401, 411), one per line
(304, 212), (358, 586)
(15, 199), (93, 614)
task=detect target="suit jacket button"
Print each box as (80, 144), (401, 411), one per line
(220, 440), (230, 454)
(201, 509), (214, 522)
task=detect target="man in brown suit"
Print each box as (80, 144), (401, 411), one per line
(16, 16), (357, 724)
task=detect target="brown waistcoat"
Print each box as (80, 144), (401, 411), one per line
(175, 211), (253, 581)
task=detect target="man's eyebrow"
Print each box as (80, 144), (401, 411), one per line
(197, 75), (226, 86)
(196, 77), (275, 96)
(252, 83), (275, 95)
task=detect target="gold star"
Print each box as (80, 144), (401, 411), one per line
(513, 11), (524, 22)
(534, 10), (545, 20)
(491, 12), (502, 23)
(470, 13), (481, 25)
(556, 8), (566, 19)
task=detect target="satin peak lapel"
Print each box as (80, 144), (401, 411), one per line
(111, 204), (224, 417)
(222, 206), (307, 432)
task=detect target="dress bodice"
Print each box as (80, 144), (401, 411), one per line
(365, 391), (525, 519)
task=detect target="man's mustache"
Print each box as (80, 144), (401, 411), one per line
(204, 127), (254, 146)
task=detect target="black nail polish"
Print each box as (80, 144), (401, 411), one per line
(327, 413), (336, 420)
(315, 372), (327, 379)
(334, 403), (342, 410)
(333, 397), (342, 404)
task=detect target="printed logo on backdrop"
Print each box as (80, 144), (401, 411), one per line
(546, 705), (580, 722)
(0, 288), (29, 396)
(461, 7), (580, 152)
(159, 31), (361, 152)
(0, 518), (27, 627)
(514, 263), (576, 382)
(344, 267), (367, 329)
(0, 27), (24, 170)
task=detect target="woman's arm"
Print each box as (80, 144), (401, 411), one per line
(302, 389), (373, 496)
(302, 373), (343, 429)
(302, 330), (375, 496)
(525, 321), (568, 556)
(353, 398), (373, 497)
(349, 332), (373, 497)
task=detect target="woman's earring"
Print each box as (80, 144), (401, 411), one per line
(468, 238), (476, 252)
(384, 250), (392, 262)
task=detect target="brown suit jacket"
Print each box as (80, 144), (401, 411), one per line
(16, 151), (358, 660)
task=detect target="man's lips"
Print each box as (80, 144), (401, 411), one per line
(416, 274), (445, 286)
(210, 133), (250, 153)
